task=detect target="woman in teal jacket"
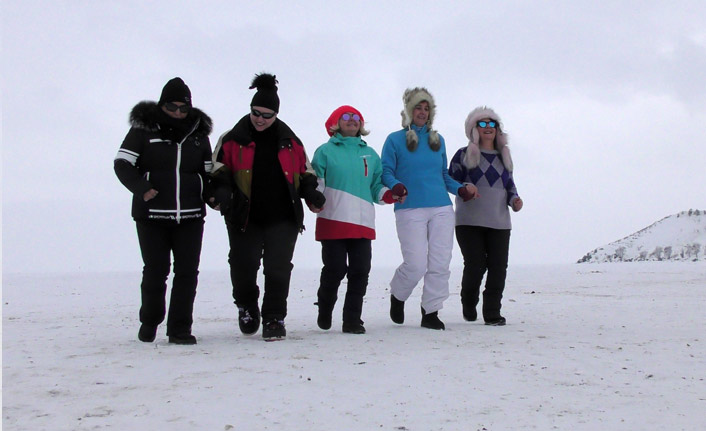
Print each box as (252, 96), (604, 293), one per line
(311, 105), (403, 334)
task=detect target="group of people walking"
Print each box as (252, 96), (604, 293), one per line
(114, 73), (523, 344)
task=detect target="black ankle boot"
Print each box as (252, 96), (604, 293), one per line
(390, 295), (405, 324)
(315, 302), (333, 330)
(342, 319), (366, 334)
(462, 303), (477, 322)
(168, 333), (197, 345)
(138, 324), (157, 342)
(421, 307), (445, 330)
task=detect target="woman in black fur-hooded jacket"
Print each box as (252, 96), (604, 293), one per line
(114, 77), (213, 345)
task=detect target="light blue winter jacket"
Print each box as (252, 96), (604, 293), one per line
(381, 125), (462, 210)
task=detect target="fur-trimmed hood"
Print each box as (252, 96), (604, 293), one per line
(463, 106), (512, 172)
(400, 87), (440, 152)
(129, 101), (213, 136)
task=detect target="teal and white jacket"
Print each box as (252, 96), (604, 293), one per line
(311, 134), (390, 240)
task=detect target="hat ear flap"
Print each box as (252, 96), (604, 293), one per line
(405, 129), (418, 151)
(463, 141), (481, 169)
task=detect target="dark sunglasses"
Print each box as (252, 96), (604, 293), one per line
(341, 113), (361, 122)
(251, 109), (276, 119)
(477, 120), (497, 128)
(164, 102), (190, 113)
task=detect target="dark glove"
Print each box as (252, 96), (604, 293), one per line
(306, 190), (326, 209)
(392, 183), (408, 197)
(213, 188), (233, 214)
(458, 186), (474, 202)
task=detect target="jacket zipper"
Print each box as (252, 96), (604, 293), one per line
(174, 120), (200, 224)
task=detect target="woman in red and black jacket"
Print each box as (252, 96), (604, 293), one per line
(114, 77), (213, 345)
(210, 73), (324, 341)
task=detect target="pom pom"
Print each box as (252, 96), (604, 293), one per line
(249, 73), (278, 91)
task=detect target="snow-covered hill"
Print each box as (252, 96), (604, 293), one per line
(578, 209), (706, 263)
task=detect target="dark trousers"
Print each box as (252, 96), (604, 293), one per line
(317, 239), (372, 324)
(226, 220), (299, 320)
(455, 225), (511, 320)
(136, 219), (204, 336)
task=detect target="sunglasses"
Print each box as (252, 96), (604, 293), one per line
(164, 102), (190, 113)
(251, 109), (276, 119)
(477, 120), (497, 128)
(341, 113), (361, 122)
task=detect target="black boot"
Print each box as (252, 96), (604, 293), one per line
(484, 316), (506, 326)
(390, 295), (405, 324)
(168, 333), (197, 345)
(421, 307), (445, 330)
(342, 319), (366, 334)
(462, 303), (477, 322)
(138, 324), (158, 342)
(262, 318), (286, 341)
(315, 302), (333, 330)
(237, 302), (261, 335)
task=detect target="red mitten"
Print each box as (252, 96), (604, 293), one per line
(382, 190), (396, 204)
(392, 183), (408, 197)
(458, 186), (474, 202)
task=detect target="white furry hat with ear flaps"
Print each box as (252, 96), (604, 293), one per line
(463, 106), (513, 172)
(400, 87), (440, 152)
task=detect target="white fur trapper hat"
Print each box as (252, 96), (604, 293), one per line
(401, 87), (440, 151)
(463, 106), (513, 172)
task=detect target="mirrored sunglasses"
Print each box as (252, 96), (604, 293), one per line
(251, 109), (276, 119)
(476, 120), (497, 128)
(341, 113), (361, 122)
(164, 102), (190, 113)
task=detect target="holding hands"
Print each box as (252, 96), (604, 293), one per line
(383, 183), (408, 204)
(457, 184), (479, 202)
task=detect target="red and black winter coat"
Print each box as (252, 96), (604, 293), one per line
(114, 101), (214, 223)
(211, 115), (321, 232)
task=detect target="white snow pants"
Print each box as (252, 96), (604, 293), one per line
(390, 205), (455, 313)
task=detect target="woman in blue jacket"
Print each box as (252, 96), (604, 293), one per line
(381, 88), (478, 330)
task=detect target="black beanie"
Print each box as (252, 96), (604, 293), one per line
(249, 73), (280, 113)
(159, 77), (192, 106)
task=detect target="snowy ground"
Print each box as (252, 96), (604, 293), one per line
(3, 262), (705, 431)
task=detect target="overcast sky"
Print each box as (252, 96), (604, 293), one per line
(3, 0), (705, 274)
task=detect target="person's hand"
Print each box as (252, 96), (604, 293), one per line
(457, 184), (478, 202)
(305, 189), (326, 211)
(308, 202), (324, 213)
(208, 197), (221, 211)
(391, 183), (408, 198)
(383, 188), (407, 204)
(210, 188), (232, 214)
(143, 189), (158, 202)
(512, 197), (523, 212)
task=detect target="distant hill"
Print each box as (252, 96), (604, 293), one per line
(577, 209), (706, 263)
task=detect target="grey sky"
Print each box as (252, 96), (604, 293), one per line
(3, 0), (705, 273)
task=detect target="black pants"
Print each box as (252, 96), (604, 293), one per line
(136, 219), (204, 336)
(317, 239), (372, 324)
(226, 220), (299, 320)
(455, 225), (511, 320)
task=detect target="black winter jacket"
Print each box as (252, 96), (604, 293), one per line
(114, 101), (214, 223)
(211, 115), (323, 232)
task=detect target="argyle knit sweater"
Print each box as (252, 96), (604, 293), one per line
(449, 148), (519, 230)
